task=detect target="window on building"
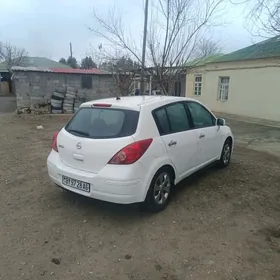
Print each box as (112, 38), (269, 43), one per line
(194, 75), (202, 96)
(218, 77), (230, 101)
(81, 75), (93, 89)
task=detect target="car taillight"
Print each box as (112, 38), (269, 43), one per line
(92, 103), (112, 107)
(108, 138), (153, 165)
(52, 131), (59, 152)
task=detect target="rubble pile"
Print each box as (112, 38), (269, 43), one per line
(17, 104), (50, 115)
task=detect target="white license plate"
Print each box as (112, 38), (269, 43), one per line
(62, 175), (90, 193)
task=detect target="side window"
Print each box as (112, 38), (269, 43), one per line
(166, 103), (190, 133)
(153, 107), (171, 135)
(187, 102), (215, 128)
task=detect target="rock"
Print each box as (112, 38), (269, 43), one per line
(36, 125), (43, 130)
(50, 272), (55, 276)
(125, 254), (132, 260)
(51, 257), (60, 265)
(155, 264), (162, 271)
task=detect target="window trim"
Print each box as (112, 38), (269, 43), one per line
(152, 101), (192, 136)
(185, 101), (217, 130)
(193, 74), (202, 96)
(218, 76), (230, 101)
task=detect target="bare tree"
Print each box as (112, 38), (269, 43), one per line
(111, 66), (136, 96)
(249, 0), (280, 36)
(193, 38), (222, 59)
(232, 0), (280, 36)
(0, 42), (28, 70)
(89, 45), (138, 96)
(90, 0), (225, 95)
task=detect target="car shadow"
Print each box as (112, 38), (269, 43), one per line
(174, 163), (220, 195)
(58, 163), (222, 219)
(60, 188), (149, 219)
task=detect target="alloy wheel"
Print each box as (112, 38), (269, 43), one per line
(153, 172), (171, 205)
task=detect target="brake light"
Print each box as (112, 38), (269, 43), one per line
(108, 138), (153, 164)
(92, 103), (112, 107)
(52, 131), (59, 152)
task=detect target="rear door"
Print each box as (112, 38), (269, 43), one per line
(186, 101), (223, 167)
(57, 106), (139, 174)
(153, 102), (199, 180)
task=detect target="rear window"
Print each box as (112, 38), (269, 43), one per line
(65, 107), (139, 139)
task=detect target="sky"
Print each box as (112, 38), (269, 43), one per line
(0, 0), (264, 63)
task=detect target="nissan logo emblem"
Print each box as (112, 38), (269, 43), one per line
(76, 142), (82, 150)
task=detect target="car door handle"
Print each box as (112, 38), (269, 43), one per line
(199, 134), (205, 139)
(168, 140), (177, 146)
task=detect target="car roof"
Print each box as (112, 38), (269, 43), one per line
(81, 95), (199, 110)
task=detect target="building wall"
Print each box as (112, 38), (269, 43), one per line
(186, 58), (280, 122)
(13, 71), (119, 108)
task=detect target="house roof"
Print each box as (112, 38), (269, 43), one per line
(186, 54), (224, 67)
(50, 68), (109, 74)
(20, 57), (71, 68)
(0, 56), (71, 72)
(214, 36), (280, 63)
(11, 66), (110, 75)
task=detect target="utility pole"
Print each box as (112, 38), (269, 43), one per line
(69, 42), (73, 59)
(140, 0), (149, 95)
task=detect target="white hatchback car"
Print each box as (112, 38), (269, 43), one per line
(47, 96), (233, 212)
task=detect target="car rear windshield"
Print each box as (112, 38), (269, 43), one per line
(65, 107), (139, 139)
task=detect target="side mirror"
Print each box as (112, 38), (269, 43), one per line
(217, 118), (225, 126)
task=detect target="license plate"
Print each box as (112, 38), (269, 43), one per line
(62, 175), (90, 193)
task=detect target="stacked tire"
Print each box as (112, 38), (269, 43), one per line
(51, 90), (65, 114)
(63, 87), (77, 114)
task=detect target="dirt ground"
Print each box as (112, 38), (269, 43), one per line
(1, 114), (280, 280)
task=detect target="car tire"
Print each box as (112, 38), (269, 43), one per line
(218, 138), (232, 168)
(140, 167), (174, 212)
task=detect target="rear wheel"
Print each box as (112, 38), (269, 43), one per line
(141, 167), (174, 212)
(218, 139), (232, 168)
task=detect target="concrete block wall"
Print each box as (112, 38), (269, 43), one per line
(13, 71), (120, 108)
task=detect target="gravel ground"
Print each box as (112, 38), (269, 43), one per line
(0, 114), (280, 280)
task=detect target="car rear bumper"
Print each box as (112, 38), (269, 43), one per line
(47, 151), (146, 204)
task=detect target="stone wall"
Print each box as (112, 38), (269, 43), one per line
(13, 71), (119, 108)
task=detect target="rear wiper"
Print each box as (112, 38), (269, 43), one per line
(67, 129), (89, 137)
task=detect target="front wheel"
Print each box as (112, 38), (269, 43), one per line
(218, 139), (232, 168)
(141, 167), (174, 212)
